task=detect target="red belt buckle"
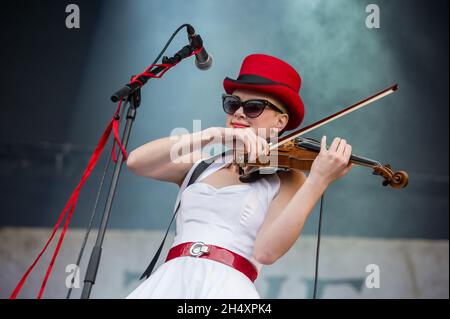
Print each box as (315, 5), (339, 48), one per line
(166, 241), (258, 282)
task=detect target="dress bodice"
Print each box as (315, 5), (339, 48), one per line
(172, 153), (281, 267)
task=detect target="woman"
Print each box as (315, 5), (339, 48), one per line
(125, 54), (353, 298)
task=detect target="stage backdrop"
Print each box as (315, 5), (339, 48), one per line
(0, 0), (448, 299)
(1, 227), (448, 299)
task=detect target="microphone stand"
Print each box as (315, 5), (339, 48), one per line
(80, 43), (198, 299)
(80, 89), (140, 299)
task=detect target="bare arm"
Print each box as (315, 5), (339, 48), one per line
(252, 171), (325, 264)
(126, 129), (216, 186)
(252, 136), (354, 265)
(127, 126), (270, 186)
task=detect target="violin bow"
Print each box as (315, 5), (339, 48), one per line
(269, 84), (399, 150)
(269, 84), (399, 299)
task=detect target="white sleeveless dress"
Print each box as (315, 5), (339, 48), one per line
(126, 152), (280, 299)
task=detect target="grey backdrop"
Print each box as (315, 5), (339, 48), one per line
(1, 0), (448, 238)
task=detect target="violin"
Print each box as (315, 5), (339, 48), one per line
(235, 84), (409, 189)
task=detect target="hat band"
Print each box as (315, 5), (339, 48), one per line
(236, 74), (296, 91)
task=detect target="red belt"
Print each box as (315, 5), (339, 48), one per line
(165, 241), (258, 282)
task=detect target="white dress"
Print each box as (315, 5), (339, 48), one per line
(126, 153), (280, 299)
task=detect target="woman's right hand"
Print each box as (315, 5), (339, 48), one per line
(203, 127), (270, 163)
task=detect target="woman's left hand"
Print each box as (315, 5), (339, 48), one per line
(308, 136), (353, 188)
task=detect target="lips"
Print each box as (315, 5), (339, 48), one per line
(231, 122), (250, 128)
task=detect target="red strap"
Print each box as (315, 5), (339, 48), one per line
(111, 100), (127, 163)
(129, 47), (203, 86)
(10, 48), (201, 299)
(10, 109), (126, 299)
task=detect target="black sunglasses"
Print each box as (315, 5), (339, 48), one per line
(222, 94), (285, 118)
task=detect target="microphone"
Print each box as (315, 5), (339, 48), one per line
(187, 25), (213, 70)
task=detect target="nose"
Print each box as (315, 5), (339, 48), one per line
(233, 106), (246, 120)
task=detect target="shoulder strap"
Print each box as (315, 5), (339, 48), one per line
(139, 151), (228, 280)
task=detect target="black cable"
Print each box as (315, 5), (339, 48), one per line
(151, 24), (191, 66)
(65, 24), (192, 298)
(313, 193), (324, 299)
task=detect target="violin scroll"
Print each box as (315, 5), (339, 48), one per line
(372, 164), (409, 189)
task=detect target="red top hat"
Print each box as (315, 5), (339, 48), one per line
(223, 54), (304, 131)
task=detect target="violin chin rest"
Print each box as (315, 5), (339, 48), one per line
(239, 167), (280, 183)
(239, 169), (262, 183)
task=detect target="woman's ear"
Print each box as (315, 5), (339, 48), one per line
(275, 113), (289, 131)
(270, 113), (289, 138)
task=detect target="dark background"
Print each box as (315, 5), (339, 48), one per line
(0, 0), (448, 239)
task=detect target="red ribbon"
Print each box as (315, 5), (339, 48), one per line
(10, 47), (202, 299)
(10, 101), (126, 299)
